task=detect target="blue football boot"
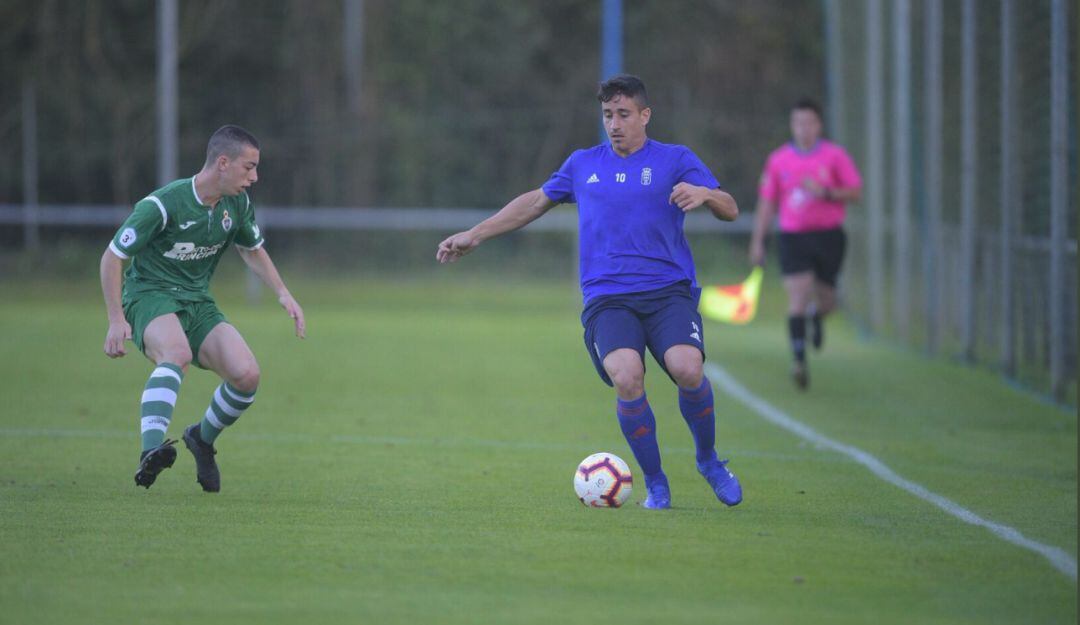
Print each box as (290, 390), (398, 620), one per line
(641, 473), (671, 510)
(698, 458), (742, 506)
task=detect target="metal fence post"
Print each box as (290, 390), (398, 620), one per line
(1048, 0), (1068, 400)
(958, 0), (978, 362)
(343, 0), (365, 116)
(865, 0), (886, 332)
(824, 0), (844, 146)
(923, 0), (944, 354)
(599, 0), (623, 143)
(21, 81), (39, 252)
(999, 0), (1016, 376)
(892, 0), (912, 340)
(157, 0), (178, 186)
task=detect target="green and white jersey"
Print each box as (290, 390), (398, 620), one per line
(109, 177), (264, 303)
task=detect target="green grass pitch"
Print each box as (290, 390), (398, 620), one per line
(0, 272), (1075, 624)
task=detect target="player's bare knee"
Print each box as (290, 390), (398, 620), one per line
(158, 346), (192, 369)
(609, 368), (644, 399)
(231, 362), (260, 393)
(816, 292), (837, 315)
(788, 299), (811, 316)
(670, 362), (703, 389)
(665, 352), (703, 388)
(612, 377), (644, 400)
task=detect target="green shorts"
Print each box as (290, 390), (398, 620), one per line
(124, 292), (227, 369)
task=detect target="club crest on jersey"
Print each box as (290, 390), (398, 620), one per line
(221, 209), (233, 231)
(641, 168), (652, 185)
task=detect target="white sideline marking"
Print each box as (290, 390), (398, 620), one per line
(705, 362), (1078, 581)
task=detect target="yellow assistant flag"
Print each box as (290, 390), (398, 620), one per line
(699, 266), (763, 325)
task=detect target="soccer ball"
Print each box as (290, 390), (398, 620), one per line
(574, 452), (633, 507)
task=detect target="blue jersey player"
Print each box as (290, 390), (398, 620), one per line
(437, 75), (742, 509)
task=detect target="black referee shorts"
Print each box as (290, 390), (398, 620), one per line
(777, 227), (847, 286)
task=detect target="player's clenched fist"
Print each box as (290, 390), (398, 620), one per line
(669, 182), (709, 212)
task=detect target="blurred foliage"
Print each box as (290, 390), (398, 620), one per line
(0, 0), (823, 209)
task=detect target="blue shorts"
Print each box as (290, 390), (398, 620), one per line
(581, 281), (705, 386)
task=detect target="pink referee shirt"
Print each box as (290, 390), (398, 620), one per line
(758, 140), (862, 233)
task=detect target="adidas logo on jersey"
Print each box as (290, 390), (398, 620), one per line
(586, 173), (599, 184)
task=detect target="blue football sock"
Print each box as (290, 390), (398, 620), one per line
(616, 394), (663, 479)
(679, 377), (718, 464)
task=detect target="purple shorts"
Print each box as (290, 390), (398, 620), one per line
(581, 281), (705, 386)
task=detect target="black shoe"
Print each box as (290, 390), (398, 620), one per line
(792, 361), (809, 391)
(134, 439), (178, 488)
(183, 424), (220, 492)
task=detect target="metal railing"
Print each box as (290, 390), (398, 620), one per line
(826, 0), (1077, 402)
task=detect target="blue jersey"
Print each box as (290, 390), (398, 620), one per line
(542, 139), (721, 304)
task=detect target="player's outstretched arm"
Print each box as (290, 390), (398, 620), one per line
(236, 247), (306, 338)
(100, 248), (132, 358)
(436, 189), (556, 264)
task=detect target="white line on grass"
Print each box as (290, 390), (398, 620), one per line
(704, 362), (1078, 581)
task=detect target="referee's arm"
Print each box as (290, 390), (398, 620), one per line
(749, 197), (778, 266)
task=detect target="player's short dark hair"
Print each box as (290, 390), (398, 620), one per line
(597, 74), (649, 109)
(205, 125), (260, 165)
(792, 98), (823, 120)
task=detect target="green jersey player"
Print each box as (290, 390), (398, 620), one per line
(100, 125), (305, 492)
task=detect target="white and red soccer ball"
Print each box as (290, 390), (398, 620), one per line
(574, 452), (633, 507)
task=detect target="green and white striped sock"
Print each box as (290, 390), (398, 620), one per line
(199, 382), (256, 445)
(140, 363), (184, 451)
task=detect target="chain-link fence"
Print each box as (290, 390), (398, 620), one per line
(827, 0), (1076, 403)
